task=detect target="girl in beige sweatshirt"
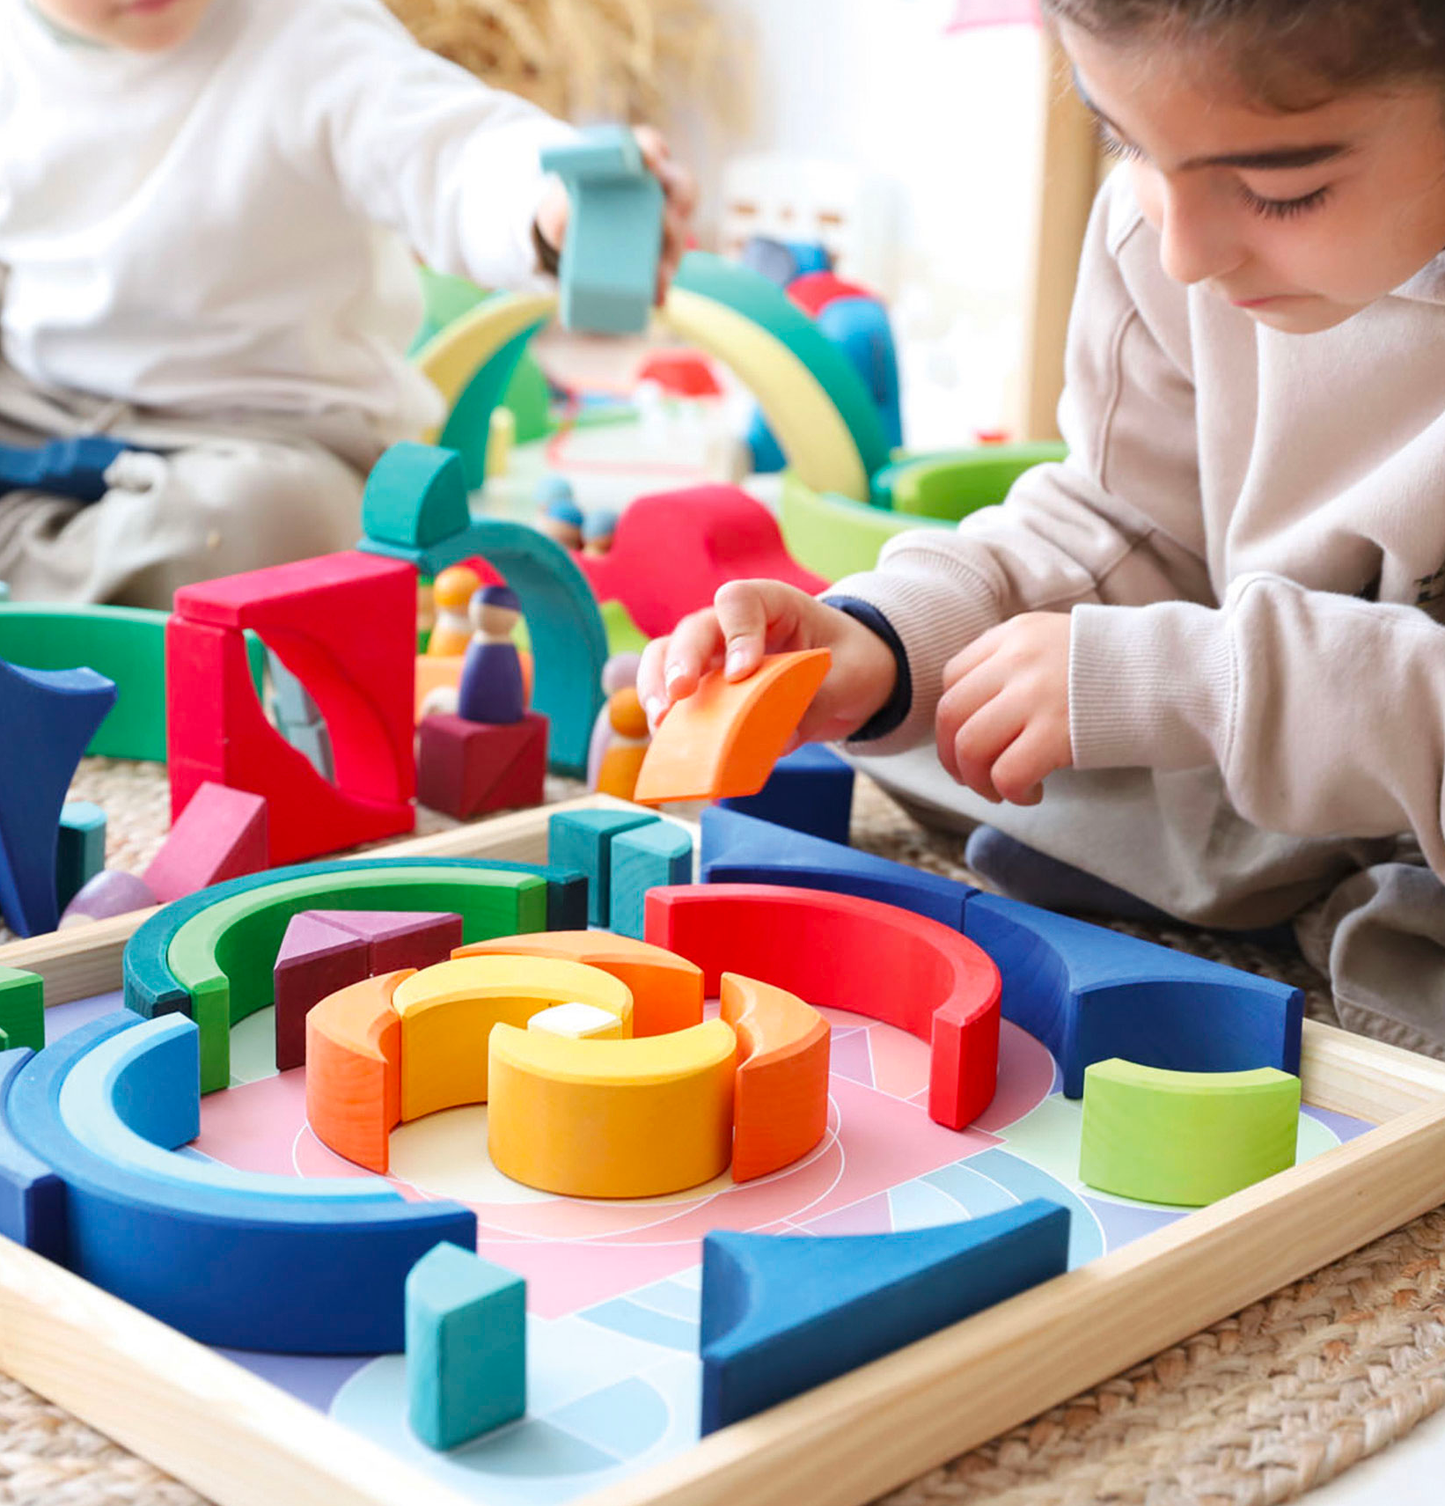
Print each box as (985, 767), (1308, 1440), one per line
(641, 0), (1445, 1056)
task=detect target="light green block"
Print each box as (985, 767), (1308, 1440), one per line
(1079, 1059), (1301, 1207)
(0, 967), (43, 1053)
(406, 1242), (526, 1451)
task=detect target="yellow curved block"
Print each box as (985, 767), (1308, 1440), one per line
(392, 956), (633, 1121)
(488, 1018), (737, 1198)
(413, 292), (559, 441)
(454, 931), (703, 1038)
(662, 285), (870, 503)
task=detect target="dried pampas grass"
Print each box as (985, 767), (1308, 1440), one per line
(384, 0), (748, 132)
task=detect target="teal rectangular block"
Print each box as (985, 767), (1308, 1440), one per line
(406, 1242), (527, 1451)
(542, 127), (664, 336)
(0, 968), (43, 1053)
(56, 801), (106, 912)
(610, 821), (693, 939)
(547, 808), (659, 927)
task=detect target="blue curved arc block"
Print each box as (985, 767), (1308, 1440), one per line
(57, 1014), (392, 1203)
(963, 893), (1303, 1098)
(0, 1046), (65, 1262)
(700, 1199), (1071, 1434)
(699, 805), (973, 930)
(122, 855), (585, 1022)
(8, 1014), (475, 1353)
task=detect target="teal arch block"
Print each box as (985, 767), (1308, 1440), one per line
(542, 127), (664, 336)
(406, 1240), (527, 1450)
(548, 808), (659, 927)
(609, 820), (692, 939)
(359, 444), (608, 777)
(699, 1199), (1071, 1434)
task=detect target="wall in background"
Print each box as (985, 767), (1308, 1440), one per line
(673, 0), (1057, 444)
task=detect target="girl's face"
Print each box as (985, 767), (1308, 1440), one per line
(1059, 20), (1445, 333)
(29, 0), (213, 51)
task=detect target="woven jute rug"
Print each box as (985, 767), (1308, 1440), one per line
(4, 766), (1445, 1506)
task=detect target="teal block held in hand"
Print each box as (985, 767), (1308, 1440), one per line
(541, 127), (663, 335)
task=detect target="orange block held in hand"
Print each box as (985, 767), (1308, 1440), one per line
(632, 649), (831, 805)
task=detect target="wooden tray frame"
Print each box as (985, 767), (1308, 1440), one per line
(2, 793), (1445, 1506)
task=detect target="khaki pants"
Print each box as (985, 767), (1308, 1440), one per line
(0, 365), (391, 609)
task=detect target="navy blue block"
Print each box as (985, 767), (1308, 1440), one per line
(718, 744), (855, 845)
(700, 1200), (1071, 1434)
(0, 660), (116, 936)
(0, 1047), (66, 1263)
(963, 893), (1303, 1098)
(699, 805), (973, 930)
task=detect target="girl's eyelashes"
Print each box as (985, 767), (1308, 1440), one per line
(1093, 120), (1142, 161)
(1236, 183), (1333, 220)
(1093, 118), (1335, 221)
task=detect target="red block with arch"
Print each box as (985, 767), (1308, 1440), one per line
(167, 551), (417, 866)
(574, 485), (827, 640)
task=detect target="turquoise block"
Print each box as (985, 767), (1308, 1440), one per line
(406, 1241), (527, 1450)
(0, 968), (43, 1053)
(56, 801), (106, 913)
(609, 821), (692, 939)
(548, 809), (659, 927)
(542, 127), (663, 335)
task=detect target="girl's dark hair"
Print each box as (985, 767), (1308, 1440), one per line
(1041, 0), (1445, 109)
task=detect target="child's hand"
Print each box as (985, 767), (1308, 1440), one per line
(536, 127), (697, 303)
(936, 612), (1073, 806)
(637, 581), (899, 745)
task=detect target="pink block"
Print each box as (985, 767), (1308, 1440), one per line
(141, 782), (269, 904)
(272, 913), (369, 1072)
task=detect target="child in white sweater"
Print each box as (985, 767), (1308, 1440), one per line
(641, 0), (1445, 1055)
(0, 0), (692, 605)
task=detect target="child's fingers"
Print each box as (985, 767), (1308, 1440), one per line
(657, 608), (728, 709)
(636, 637), (672, 728)
(712, 579), (799, 680)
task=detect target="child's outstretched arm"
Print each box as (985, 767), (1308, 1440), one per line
(637, 581), (901, 746)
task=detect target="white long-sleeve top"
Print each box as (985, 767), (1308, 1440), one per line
(833, 168), (1445, 897)
(0, 0), (576, 437)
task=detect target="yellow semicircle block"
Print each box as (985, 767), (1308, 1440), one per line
(413, 291), (559, 441)
(662, 285), (870, 503)
(487, 1018), (738, 1198)
(391, 955), (633, 1121)
(453, 931), (703, 1038)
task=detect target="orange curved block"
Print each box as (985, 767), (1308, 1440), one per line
(392, 955), (634, 1120)
(632, 649), (831, 805)
(453, 931), (703, 1038)
(720, 973), (831, 1182)
(304, 969), (411, 1174)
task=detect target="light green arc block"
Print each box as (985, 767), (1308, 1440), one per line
(1079, 1059), (1301, 1208)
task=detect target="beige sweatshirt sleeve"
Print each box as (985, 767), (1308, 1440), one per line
(830, 171), (1214, 754)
